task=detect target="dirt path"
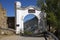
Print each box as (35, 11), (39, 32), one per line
(0, 35), (45, 40)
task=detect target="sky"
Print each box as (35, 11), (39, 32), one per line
(0, 0), (37, 22)
(24, 14), (35, 22)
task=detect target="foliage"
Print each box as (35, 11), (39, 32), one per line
(24, 30), (32, 35)
(37, 0), (60, 29)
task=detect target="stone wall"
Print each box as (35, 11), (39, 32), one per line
(0, 4), (15, 35)
(0, 4), (10, 35)
(0, 4), (8, 28)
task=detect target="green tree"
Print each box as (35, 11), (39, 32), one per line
(37, 0), (60, 31)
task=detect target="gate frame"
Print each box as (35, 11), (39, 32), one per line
(15, 1), (42, 34)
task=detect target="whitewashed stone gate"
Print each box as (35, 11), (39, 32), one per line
(15, 1), (46, 34)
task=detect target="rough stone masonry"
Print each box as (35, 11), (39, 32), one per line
(0, 4), (15, 35)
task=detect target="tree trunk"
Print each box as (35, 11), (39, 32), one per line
(48, 24), (50, 32)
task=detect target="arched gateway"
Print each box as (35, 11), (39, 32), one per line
(15, 1), (46, 34)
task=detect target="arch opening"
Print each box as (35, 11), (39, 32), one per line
(23, 14), (39, 35)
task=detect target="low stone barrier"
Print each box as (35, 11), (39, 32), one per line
(0, 28), (15, 35)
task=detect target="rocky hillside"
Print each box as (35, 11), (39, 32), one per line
(24, 17), (40, 34)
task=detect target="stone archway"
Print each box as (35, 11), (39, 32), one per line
(15, 1), (42, 34)
(23, 14), (38, 35)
